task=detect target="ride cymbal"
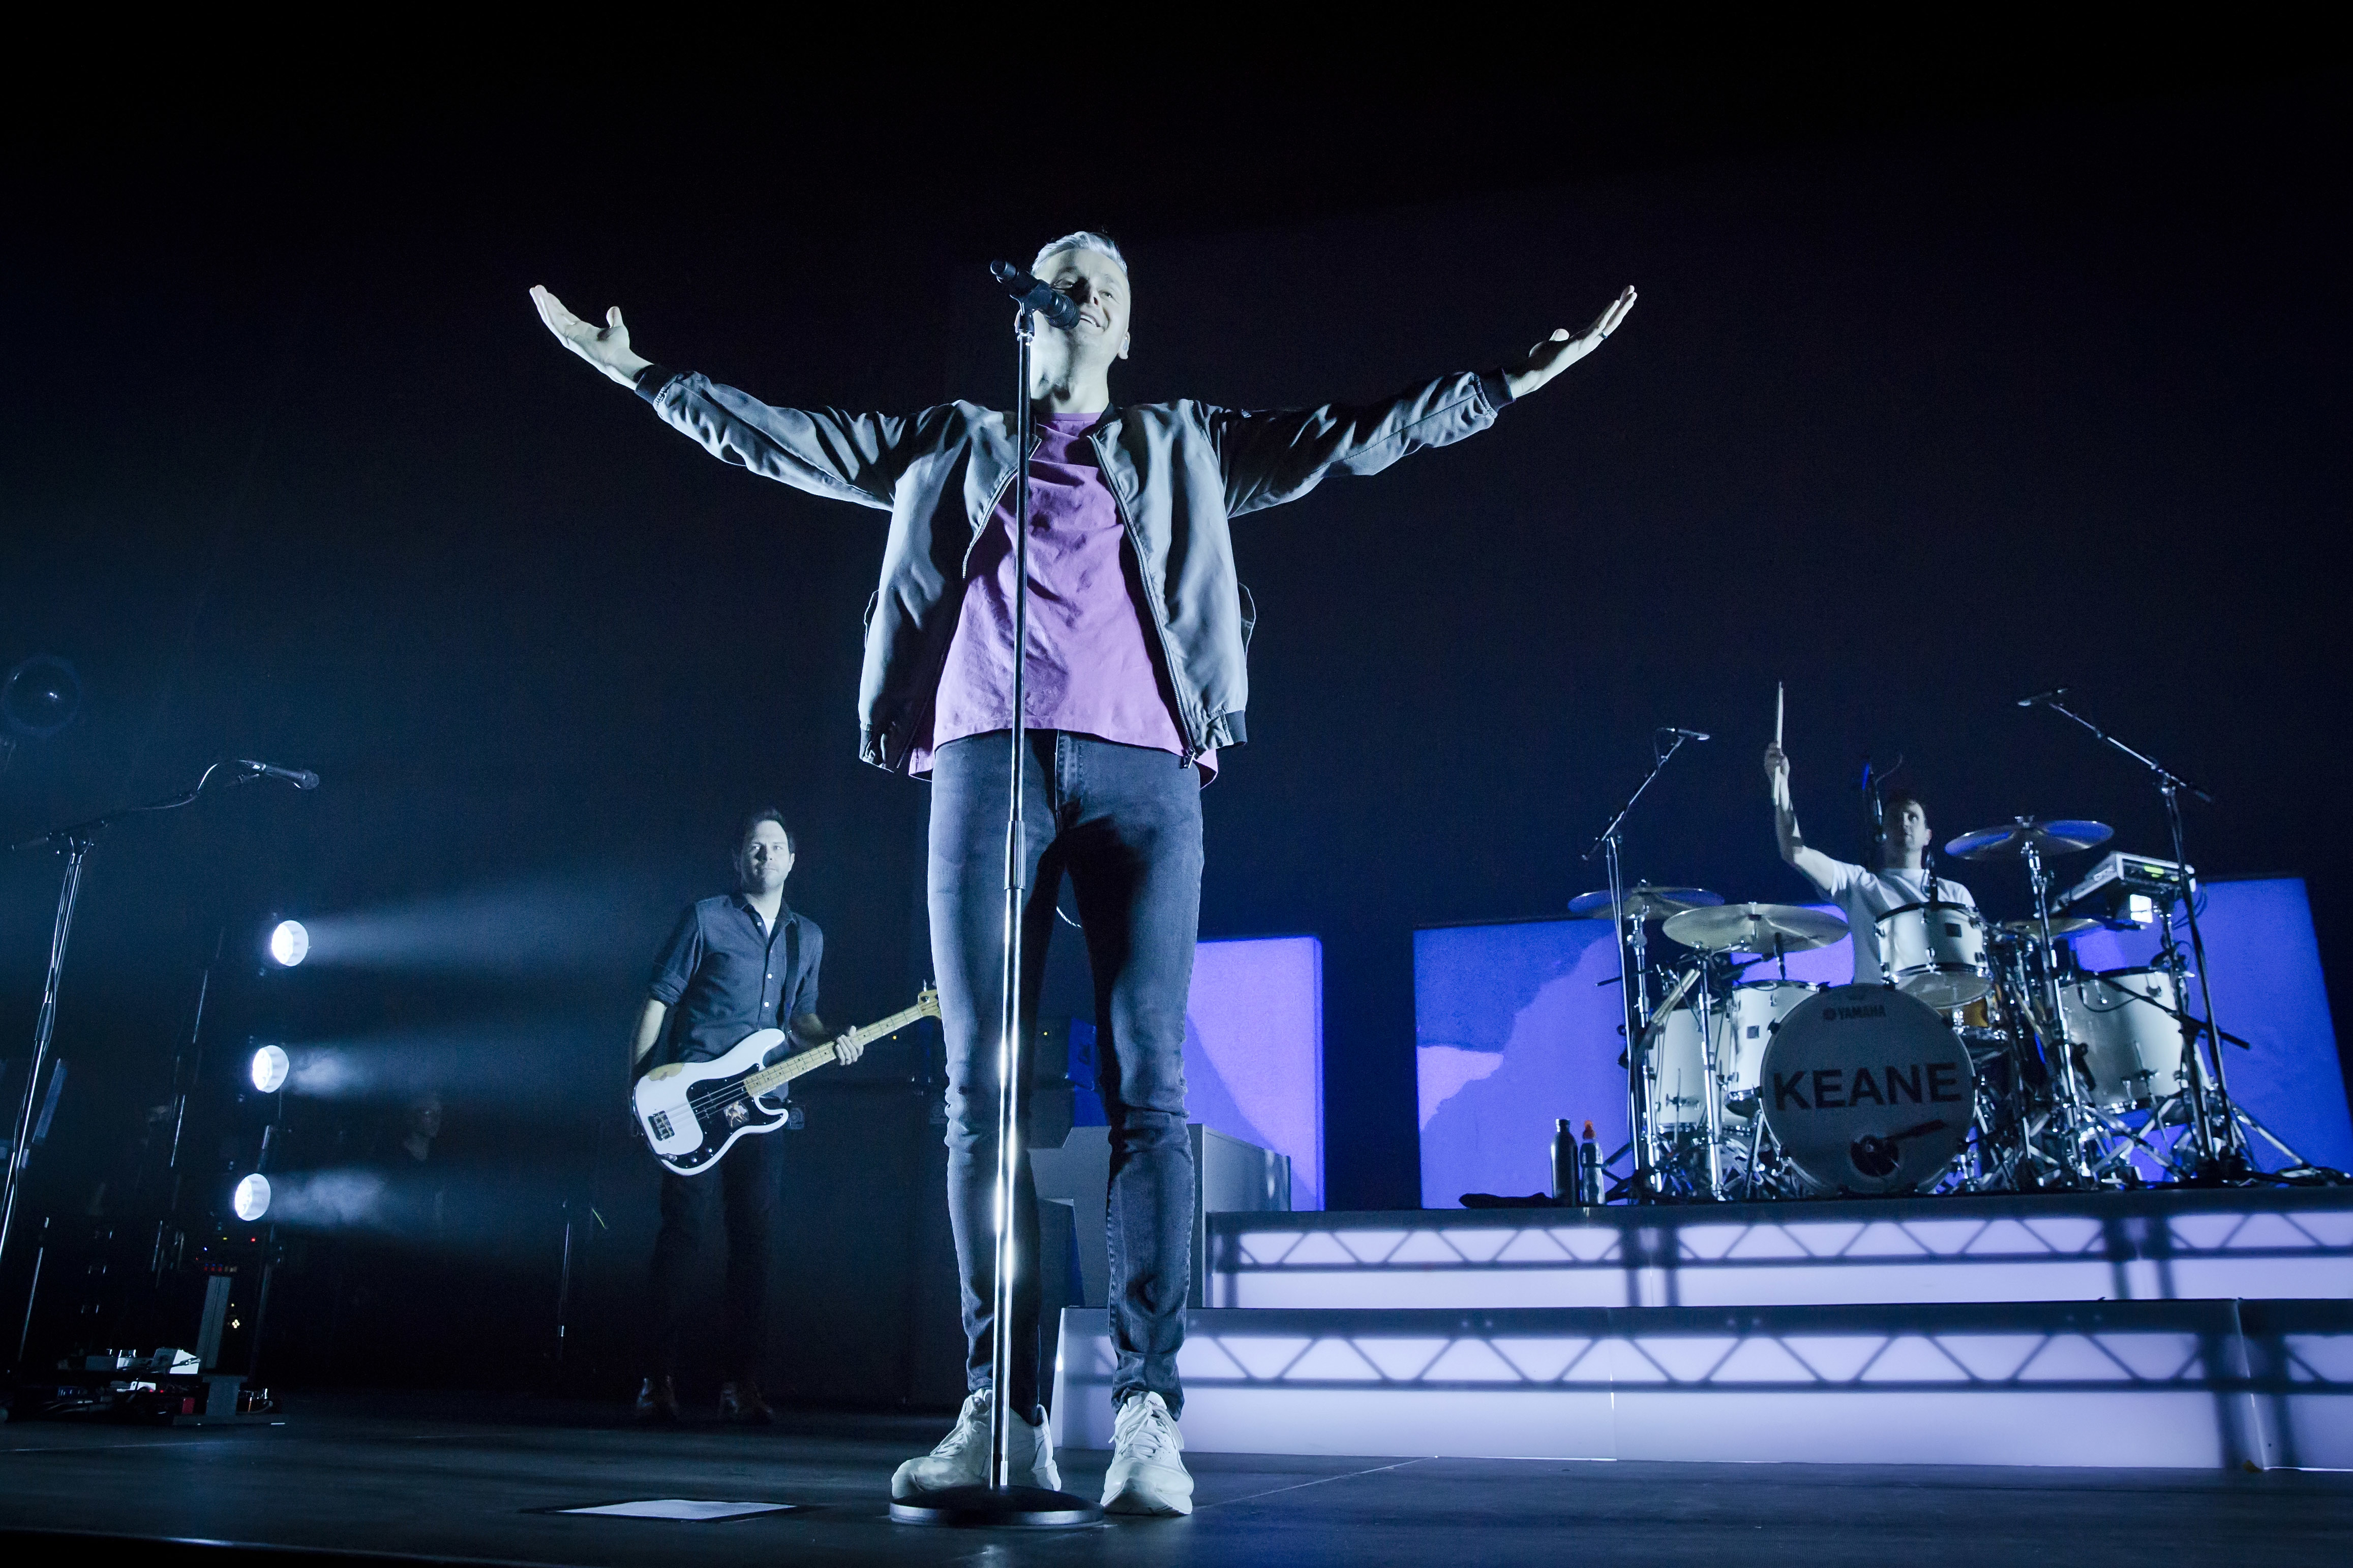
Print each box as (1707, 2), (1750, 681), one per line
(1945, 817), (2114, 860)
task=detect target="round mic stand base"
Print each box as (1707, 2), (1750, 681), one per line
(889, 1484), (1104, 1529)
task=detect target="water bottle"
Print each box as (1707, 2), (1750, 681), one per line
(1549, 1118), (1575, 1202)
(1578, 1120), (1604, 1206)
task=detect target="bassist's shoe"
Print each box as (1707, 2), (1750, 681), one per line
(719, 1380), (775, 1425)
(890, 1388), (1060, 1497)
(632, 1375), (680, 1424)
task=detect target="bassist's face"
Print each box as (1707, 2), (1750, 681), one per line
(736, 822), (795, 896)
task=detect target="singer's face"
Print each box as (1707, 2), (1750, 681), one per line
(1035, 248), (1131, 363)
(736, 822), (795, 894)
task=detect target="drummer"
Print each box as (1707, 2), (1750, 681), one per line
(1762, 745), (1978, 985)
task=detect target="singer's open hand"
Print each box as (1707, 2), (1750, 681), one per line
(530, 285), (654, 388)
(1504, 286), (1637, 399)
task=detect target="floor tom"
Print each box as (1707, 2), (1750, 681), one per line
(2059, 966), (2189, 1110)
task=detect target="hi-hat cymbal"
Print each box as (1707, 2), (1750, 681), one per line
(1567, 884), (1724, 922)
(1945, 817), (2114, 860)
(1661, 902), (1849, 955)
(1999, 916), (2101, 938)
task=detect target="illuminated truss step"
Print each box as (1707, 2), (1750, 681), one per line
(1208, 1187), (2353, 1310)
(1051, 1298), (2353, 1470)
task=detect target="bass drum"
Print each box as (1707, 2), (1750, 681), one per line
(2059, 966), (2189, 1110)
(1761, 983), (1974, 1194)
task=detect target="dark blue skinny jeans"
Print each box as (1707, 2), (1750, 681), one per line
(930, 730), (1201, 1417)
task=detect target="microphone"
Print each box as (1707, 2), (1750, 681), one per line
(2016, 688), (2070, 708)
(236, 759), (321, 791)
(1660, 727), (1711, 741)
(989, 261), (1081, 329)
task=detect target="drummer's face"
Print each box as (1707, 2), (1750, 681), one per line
(1888, 801), (1931, 858)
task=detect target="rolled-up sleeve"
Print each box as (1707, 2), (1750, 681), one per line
(787, 920), (823, 1022)
(648, 906), (703, 1006)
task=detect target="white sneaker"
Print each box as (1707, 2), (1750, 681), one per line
(890, 1388), (1062, 1498)
(1101, 1392), (1192, 1516)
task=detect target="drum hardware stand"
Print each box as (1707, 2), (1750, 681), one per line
(2018, 838), (2102, 1188)
(2022, 693), (2242, 1173)
(1582, 729), (1702, 1203)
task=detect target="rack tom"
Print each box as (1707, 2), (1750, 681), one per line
(1875, 900), (1992, 1009)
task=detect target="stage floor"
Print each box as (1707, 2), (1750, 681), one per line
(1, 1391), (2347, 1567)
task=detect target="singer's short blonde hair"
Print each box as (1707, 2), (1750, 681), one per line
(1033, 231), (1129, 278)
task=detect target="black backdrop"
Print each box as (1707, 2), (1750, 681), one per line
(2, 67), (2344, 1396)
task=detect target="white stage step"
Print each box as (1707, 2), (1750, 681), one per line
(1206, 1189), (2353, 1310)
(1051, 1298), (2353, 1470)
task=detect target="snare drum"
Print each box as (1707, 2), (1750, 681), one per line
(1875, 900), (1992, 1009)
(2059, 966), (2189, 1110)
(1760, 983), (1974, 1193)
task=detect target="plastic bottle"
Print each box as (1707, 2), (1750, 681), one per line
(1578, 1120), (1604, 1206)
(1549, 1117), (1576, 1202)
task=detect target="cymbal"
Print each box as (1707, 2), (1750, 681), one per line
(1945, 817), (2114, 860)
(1661, 902), (1849, 955)
(1999, 916), (2101, 938)
(1567, 884), (1725, 922)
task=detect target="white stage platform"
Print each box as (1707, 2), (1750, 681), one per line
(1052, 1189), (2353, 1470)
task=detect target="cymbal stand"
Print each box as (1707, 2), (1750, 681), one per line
(2021, 839), (2098, 1186)
(1694, 957), (1726, 1199)
(1582, 730), (1700, 1202)
(2025, 694), (2238, 1170)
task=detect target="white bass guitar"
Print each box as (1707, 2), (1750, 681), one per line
(633, 986), (939, 1176)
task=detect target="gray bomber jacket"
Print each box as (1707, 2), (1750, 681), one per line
(635, 366), (1513, 770)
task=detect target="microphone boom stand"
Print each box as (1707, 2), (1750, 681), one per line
(1584, 730), (1697, 1203)
(2, 763), (289, 1303)
(2027, 695), (2243, 1172)
(891, 303), (1101, 1529)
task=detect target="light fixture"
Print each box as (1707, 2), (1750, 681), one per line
(249, 1044), (290, 1095)
(232, 1173), (272, 1222)
(266, 919), (309, 968)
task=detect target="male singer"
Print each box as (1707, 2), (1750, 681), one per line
(535, 238), (1634, 1512)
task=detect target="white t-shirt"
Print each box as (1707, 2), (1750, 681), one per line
(1805, 859), (1977, 983)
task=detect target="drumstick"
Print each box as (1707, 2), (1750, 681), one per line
(1774, 682), (1784, 749)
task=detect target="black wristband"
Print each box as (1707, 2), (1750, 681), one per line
(632, 363), (676, 403)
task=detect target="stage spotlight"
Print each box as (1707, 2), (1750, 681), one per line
(232, 1173), (272, 1223)
(266, 919), (310, 968)
(250, 1043), (291, 1095)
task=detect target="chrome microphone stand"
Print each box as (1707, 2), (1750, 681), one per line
(1583, 729), (1701, 1202)
(892, 298), (1099, 1529)
(2025, 694), (2242, 1172)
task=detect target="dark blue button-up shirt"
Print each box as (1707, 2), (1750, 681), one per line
(647, 893), (824, 1064)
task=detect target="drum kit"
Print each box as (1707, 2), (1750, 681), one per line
(1572, 812), (2282, 1201)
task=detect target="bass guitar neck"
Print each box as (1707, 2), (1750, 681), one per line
(738, 989), (941, 1102)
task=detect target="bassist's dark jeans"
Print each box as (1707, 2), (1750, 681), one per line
(931, 731), (1201, 1417)
(648, 1129), (781, 1383)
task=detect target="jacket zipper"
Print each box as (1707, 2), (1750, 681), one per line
(901, 426), (1044, 766)
(1088, 427), (1207, 764)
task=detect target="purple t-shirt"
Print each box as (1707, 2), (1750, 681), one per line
(913, 412), (1214, 777)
